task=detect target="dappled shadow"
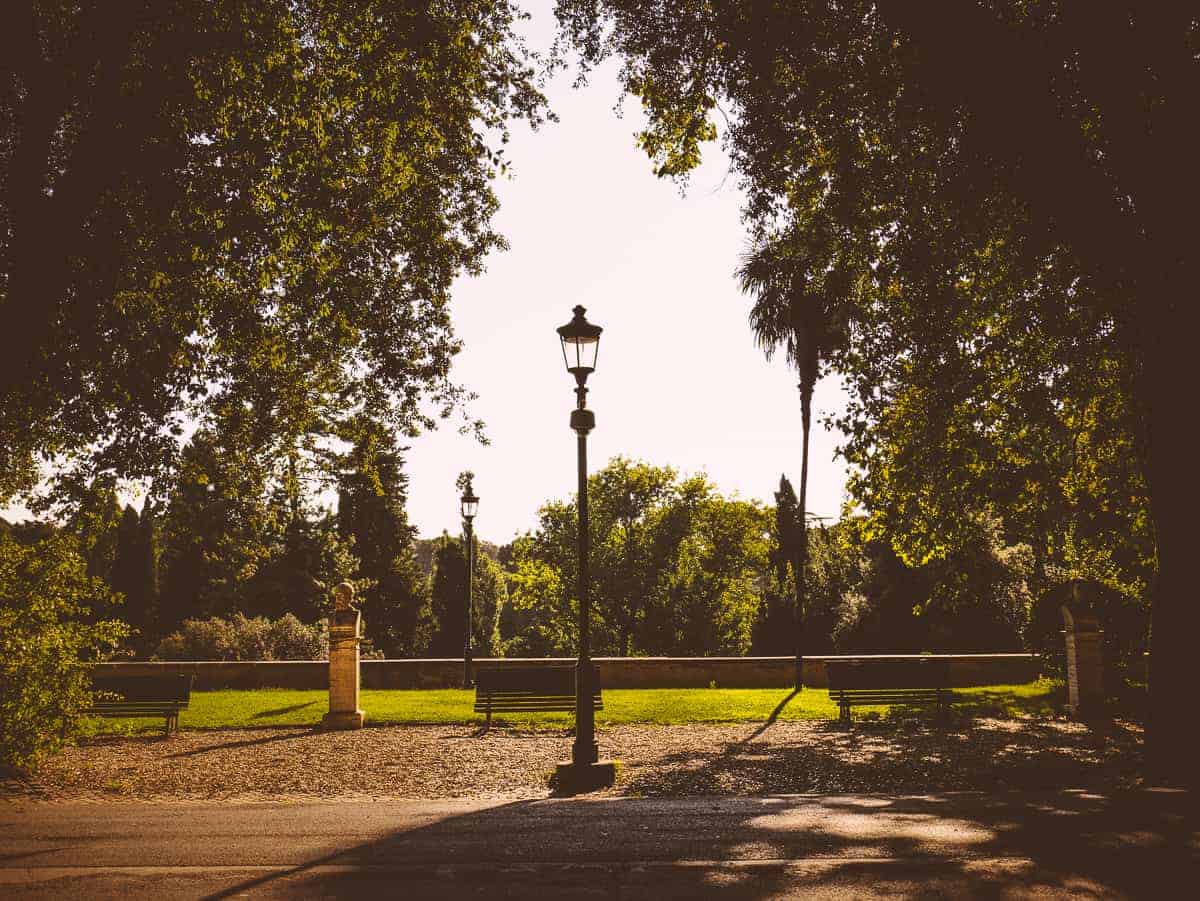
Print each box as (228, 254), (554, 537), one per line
(192, 788), (1196, 899)
(617, 713), (1143, 798)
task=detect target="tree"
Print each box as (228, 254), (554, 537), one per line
(555, 0), (1197, 783)
(470, 553), (509, 658)
(242, 511), (358, 623)
(110, 504), (158, 652)
(428, 534), (468, 658)
(753, 476), (799, 656)
(157, 417), (277, 627)
(590, 458), (678, 655)
(1, 1), (550, 498)
(425, 528), (507, 659)
(1, 530), (127, 771)
(641, 494), (769, 656)
(739, 240), (846, 684)
(66, 477), (122, 583)
(508, 458), (769, 656)
(336, 426), (433, 656)
(503, 536), (573, 657)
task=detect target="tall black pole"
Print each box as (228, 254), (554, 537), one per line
(572, 384), (598, 765)
(464, 517), (474, 688)
(796, 379), (813, 691)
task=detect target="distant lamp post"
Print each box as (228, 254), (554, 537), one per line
(461, 486), (479, 688)
(555, 305), (616, 791)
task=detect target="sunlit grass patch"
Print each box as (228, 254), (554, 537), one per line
(83, 679), (1064, 735)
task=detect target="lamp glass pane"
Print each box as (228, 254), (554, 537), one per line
(561, 335), (599, 371)
(577, 335), (599, 370)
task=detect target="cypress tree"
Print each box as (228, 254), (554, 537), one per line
(752, 475), (801, 655)
(428, 534), (469, 657)
(111, 504), (161, 654)
(336, 427), (433, 656)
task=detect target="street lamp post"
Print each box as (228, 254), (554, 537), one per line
(554, 305), (615, 790)
(461, 486), (479, 688)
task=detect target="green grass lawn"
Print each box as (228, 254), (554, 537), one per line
(83, 680), (1064, 736)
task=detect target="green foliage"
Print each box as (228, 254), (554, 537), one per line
(554, 3), (1186, 773)
(156, 410), (360, 631)
(503, 544), (573, 656)
(153, 613), (325, 661)
(0, 531), (127, 771)
(428, 534), (469, 657)
(243, 513), (359, 623)
(65, 477), (123, 582)
(471, 553), (508, 657)
(825, 516), (1035, 653)
(427, 529), (505, 658)
(507, 457), (769, 657)
(2, 1), (549, 501)
(336, 423), (433, 656)
(157, 418), (280, 626)
(110, 504), (159, 653)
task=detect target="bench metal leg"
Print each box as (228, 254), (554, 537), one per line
(839, 702), (851, 728)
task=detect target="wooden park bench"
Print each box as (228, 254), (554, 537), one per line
(473, 664), (602, 728)
(826, 658), (953, 727)
(84, 674), (194, 735)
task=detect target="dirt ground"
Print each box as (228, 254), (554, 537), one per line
(4, 711), (1143, 802)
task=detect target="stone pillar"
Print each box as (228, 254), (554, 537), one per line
(322, 582), (365, 730)
(1061, 602), (1104, 719)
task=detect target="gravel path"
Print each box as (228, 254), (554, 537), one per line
(4, 714), (1142, 802)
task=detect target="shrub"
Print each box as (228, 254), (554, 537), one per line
(267, 613), (327, 660)
(0, 532), (128, 772)
(154, 613), (326, 660)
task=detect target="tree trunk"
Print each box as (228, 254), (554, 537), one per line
(1141, 290), (1199, 787)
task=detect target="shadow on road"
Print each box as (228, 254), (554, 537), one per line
(192, 787), (1196, 899)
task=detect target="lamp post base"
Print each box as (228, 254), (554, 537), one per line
(553, 759), (618, 794)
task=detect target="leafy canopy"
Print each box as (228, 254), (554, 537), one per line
(1, 1), (550, 493)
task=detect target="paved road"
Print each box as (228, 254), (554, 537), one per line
(2, 790), (1196, 898)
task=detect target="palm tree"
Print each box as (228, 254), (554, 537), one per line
(738, 236), (843, 690)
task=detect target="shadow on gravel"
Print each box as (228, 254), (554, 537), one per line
(166, 729), (321, 759)
(196, 789), (1197, 899)
(620, 708), (1143, 798)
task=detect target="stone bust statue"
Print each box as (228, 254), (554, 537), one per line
(330, 582), (360, 631)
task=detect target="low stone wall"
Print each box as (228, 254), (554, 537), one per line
(95, 654), (1039, 691)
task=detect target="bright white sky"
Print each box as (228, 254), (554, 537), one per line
(403, 1), (849, 544)
(2, 1), (850, 541)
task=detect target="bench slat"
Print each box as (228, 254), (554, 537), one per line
(84, 674), (194, 735)
(473, 665), (603, 725)
(470, 695), (600, 700)
(468, 700), (600, 710)
(825, 661), (955, 727)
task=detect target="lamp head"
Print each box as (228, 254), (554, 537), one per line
(557, 305), (602, 385)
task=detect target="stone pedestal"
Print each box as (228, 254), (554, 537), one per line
(322, 583), (365, 730)
(1062, 602), (1104, 719)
